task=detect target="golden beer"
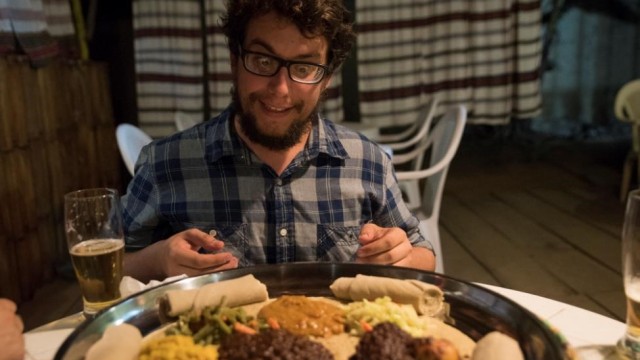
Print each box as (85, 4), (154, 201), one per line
(70, 239), (124, 315)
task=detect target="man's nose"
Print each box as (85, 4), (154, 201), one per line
(267, 66), (292, 93)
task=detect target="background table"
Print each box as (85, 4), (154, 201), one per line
(480, 283), (625, 359)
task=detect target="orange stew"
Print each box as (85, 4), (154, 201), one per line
(258, 295), (345, 338)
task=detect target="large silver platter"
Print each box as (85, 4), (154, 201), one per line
(54, 262), (568, 359)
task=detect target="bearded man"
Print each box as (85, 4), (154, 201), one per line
(122, 0), (436, 282)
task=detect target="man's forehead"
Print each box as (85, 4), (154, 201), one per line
(244, 12), (328, 56)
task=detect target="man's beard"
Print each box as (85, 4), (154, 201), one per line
(232, 87), (318, 151)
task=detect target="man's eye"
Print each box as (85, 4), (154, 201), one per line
(291, 64), (314, 78)
(255, 56), (274, 69)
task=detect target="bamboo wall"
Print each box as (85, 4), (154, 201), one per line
(0, 58), (121, 304)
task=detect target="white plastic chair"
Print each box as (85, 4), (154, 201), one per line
(615, 79), (640, 202)
(175, 111), (200, 131)
(377, 95), (440, 150)
(115, 123), (152, 176)
(395, 105), (467, 273)
(387, 96), (440, 210)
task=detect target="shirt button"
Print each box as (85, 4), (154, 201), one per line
(279, 228), (288, 236)
(275, 179), (282, 186)
(209, 230), (217, 237)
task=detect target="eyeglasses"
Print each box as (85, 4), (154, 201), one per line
(239, 47), (329, 84)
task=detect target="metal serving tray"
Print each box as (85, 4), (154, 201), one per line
(54, 262), (568, 359)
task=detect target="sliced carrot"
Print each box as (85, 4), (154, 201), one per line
(360, 320), (373, 332)
(267, 317), (281, 330)
(233, 322), (258, 335)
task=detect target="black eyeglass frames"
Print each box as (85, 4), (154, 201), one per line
(239, 48), (330, 84)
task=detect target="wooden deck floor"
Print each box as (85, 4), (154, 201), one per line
(441, 129), (626, 322)
(17, 129), (629, 330)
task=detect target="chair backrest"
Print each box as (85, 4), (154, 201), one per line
(395, 105), (466, 273)
(376, 98), (437, 143)
(383, 95), (440, 154)
(115, 124), (152, 176)
(175, 111), (200, 131)
(396, 105), (466, 217)
(615, 79), (640, 122)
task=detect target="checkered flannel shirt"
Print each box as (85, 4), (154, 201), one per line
(121, 105), (431, 265)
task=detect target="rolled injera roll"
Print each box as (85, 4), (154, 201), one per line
(471, 331), (524, 360)
(330, 274), (444, 316)
(161, 274), (268, 317)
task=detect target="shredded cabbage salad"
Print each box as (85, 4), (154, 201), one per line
(344, 296), (432, 337)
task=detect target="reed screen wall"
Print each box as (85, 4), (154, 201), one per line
(0, 59), (121, 304)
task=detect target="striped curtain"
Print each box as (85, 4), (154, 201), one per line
(355, 0), (543, 126)
(133, 0), (205, 138)
(0, 0), (75, 66)
(133, 0), (541, 136)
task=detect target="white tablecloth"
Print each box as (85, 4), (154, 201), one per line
(479, 283), (625, 359)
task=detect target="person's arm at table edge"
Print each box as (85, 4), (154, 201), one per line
(123, 243), (165, 283)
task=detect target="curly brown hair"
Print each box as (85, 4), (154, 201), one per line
(220, 0), (356, 73)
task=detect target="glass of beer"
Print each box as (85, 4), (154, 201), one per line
(620, 189), (640, 359)
(64, 188), (125, 318)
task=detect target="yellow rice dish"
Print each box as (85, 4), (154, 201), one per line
(138, 334), (218, 360)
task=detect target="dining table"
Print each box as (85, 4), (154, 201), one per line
(23, 281), (626, 360)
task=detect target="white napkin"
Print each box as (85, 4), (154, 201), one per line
(85, 324), (142, 360)
(119, 274), (188, 298)
(24, 328), (74, 360)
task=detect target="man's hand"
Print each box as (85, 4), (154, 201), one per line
(124, 229), (239, 282)
(356, 223), (435, 271)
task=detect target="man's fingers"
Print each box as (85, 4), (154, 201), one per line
(358, 223), (384, 244)
(177, 250), (234, 270)
(356, 227), (412, 264)
(181, 228), (217, 247)
(175, 254), (239, 277)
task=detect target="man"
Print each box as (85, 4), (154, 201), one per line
(122, 0), (435, 282)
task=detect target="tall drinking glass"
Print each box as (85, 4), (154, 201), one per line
(620, 189), (640, 359)
(64, 188), (124, 318)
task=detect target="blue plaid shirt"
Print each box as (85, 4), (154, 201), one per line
(122, 105), (430, 266)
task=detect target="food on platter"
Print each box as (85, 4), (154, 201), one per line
(138, 335), (218, 360)
(258, 295), (345, 337)
(159, 274), (268, 318)
(351, 322), (461, 360)
(330, 274), (444, 316)
(471, 331), (525, 360)
(85, 274), (525, 360)
(219, 329), (334, 360)
(343, 296), (432, 336)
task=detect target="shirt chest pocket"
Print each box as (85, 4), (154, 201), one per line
(316, 224), (361, 262)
